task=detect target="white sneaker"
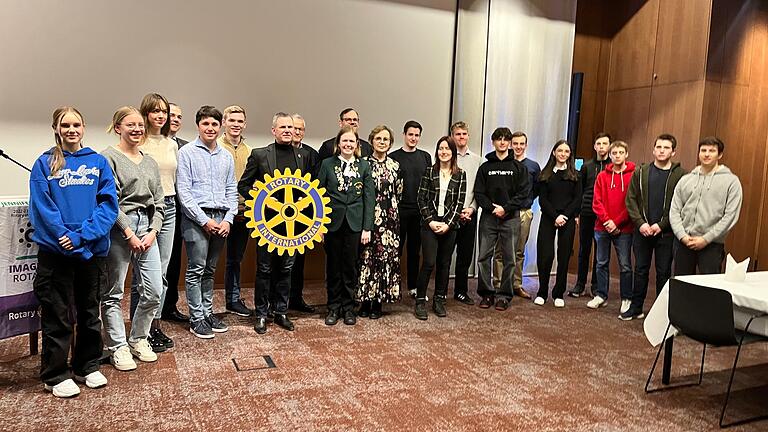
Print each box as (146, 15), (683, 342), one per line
(587, 296), (607, 309)
(554, 298), (565, 308)
(409, 289), (417, 298)
(129, 338), (158, 363)
(74, 371), (107, 389)
(44, 378), (80, 398)
(620, 299), (632, 314)
(111, 345), (137, 371)
(533, 297), (545, 306)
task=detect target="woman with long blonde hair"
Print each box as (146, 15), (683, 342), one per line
(101, 106), (165, 371)
(29, 107), (118, 397)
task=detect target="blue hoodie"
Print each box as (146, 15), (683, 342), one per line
(29, 147), (118, 260)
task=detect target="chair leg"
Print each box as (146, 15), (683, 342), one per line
(645, 324), (672, 393)
(719, 316), (768, 428)
(698, 344), (706, 385)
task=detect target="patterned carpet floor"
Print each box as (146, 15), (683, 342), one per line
(2, 276), (768, 432)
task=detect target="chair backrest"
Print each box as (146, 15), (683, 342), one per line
(668, 278), (738, 347)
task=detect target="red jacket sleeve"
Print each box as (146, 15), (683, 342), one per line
(592, 172), (609, 224)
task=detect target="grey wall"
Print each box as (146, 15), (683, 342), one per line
(0, 0), (456, 196)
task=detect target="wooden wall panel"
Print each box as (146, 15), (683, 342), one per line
(646, 81), (706, 168)
(573, 33), (603, 92)
(653, 0), (711, 85)
(604, 87), (652, 152)
(608, 0), (659, 91)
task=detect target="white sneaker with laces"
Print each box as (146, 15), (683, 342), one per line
(554, 298), (565, 308)
(75, 371), (108, 389)
(111, 345), (137, 371)
(620, 299), (631, 314)
(587, 296), (607, 309)
(129, 339), (158, 363)
(44, 378), (80, 398)
(533, 297), (545, 306)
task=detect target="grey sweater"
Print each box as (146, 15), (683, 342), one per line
(102, 146), (165, 233)
(669, 165), (742, 244)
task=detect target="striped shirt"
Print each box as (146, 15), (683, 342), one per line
(176, 137), (238, 225)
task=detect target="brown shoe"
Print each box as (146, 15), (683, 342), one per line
(514, 288), (531, 299)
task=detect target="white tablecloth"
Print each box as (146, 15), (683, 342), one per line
(644, 272), (768, 346)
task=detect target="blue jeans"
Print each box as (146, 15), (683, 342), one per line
(102, 210), (163, 350)
(182, 210), (226, 323)
(224, 217), (251, 304)
(594, 230), (632, 300)
(130, 196), (176, 320)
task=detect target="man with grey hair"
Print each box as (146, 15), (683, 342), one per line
(239, 112), (312, 334)
(289, 113), (319, 313)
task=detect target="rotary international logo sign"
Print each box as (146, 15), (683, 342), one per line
(245, 168), (331, 256)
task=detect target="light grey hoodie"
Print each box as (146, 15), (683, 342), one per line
(669, 164), (742, 244)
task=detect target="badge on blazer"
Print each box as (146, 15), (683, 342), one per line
(245, 168), (331, 256)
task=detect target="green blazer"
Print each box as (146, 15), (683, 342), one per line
(317, 156), (375, 233)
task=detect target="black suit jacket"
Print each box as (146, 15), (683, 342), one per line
(238, 142), (311, 200)
(318, 138), (372, 160)
(297, 142), (321, 177)
(173, 136), (189, 148)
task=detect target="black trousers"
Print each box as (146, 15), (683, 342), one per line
(452, 213), (477, 296)
(34, 251), (104, 385)
(575, 213), (599, 290)
(324, 220), (361, 313)
(290, 252), (307, 303)
(398, 207), (422, 291)
(674, 240), (725, 276)
(536, 217), (576, 300)
(629, 231), (674, 311)
(417, 227), (457, 299)
(255, 245), (294, 317)
(163, 199), (184, 317)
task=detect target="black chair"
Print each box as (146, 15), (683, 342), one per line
(645, 278), (768, 428)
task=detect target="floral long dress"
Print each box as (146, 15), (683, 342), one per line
(357, 156), (403, 302)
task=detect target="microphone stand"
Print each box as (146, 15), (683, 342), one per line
(0, 149), (31, 172)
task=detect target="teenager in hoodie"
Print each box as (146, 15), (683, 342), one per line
(474, 127), (530, 311)
(620, 134), (686, 321)
(587, 141), (635, 310)
(29, 107), (118, 398)
(669, 137), (742, 275)
(568, 132), (610, 298)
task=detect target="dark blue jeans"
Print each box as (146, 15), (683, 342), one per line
(594, 230), (632, 300)
(629, 231), (673, 312)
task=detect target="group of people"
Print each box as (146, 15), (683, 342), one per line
(28, 95), (743, 398)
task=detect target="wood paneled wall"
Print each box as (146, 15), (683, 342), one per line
(573, 0), (768, 269)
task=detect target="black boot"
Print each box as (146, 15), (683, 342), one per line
(433, 296), (447, 318)
(369, 300), (382, 320)
(414, 299), (428, 321)
(358, 301), (371, 318)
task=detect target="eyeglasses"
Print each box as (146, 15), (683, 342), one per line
(342, 117), (359, 123)
(373, 137), (390, 142)
(120, 123), (145, 130)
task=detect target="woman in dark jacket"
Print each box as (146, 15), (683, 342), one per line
(414, 136), (466, 320)
(534, 140), (582, 307)
(317, 125), (375, 326)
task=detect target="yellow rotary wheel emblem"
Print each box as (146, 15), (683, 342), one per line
(245, 168), (331, 256)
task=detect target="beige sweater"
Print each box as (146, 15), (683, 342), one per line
(141, 134), (178, 196)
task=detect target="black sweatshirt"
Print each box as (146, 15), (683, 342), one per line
(579, 156), (609, 216)
(390, 148), (431, 211)
(539, 168), (582, 220)
(473, 152), (530, 220)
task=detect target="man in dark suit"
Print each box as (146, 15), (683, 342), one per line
(318, 108), (372, 160)
(238, 112), (311, 334)
(288, 113), (319, 313)
(162, 102), (189, 322)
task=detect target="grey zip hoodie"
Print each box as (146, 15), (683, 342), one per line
(669, 165), (742, 244)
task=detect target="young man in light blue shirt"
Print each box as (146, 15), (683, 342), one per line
(177, 105), (238, 339)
